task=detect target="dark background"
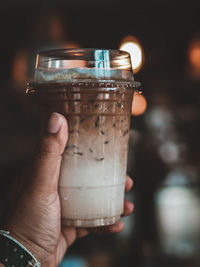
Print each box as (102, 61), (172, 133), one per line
(0, 1), (200, 266)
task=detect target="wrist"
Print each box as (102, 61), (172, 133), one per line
(0, 227), (50, 267)
(10, 231), (46, 264)
(0, 230), (41, 267)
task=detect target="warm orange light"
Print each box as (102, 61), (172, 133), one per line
(132, 93), (147, 116)
(119, 35), (144, 73)
(189, 42), (200, 67)
(63, 41), (81, 49)
(50, 15), (65, 41)
(12, 50), (28, 87)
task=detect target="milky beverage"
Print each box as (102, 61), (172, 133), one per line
(28, 49), (140, 227)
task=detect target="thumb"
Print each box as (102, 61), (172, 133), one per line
(31, 112), (68, 191)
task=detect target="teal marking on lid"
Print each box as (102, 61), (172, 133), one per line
(94, 50), (110, 69)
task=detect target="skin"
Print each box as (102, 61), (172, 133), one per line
(1, 113), (134, 267)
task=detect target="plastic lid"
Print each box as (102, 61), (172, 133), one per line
(34, 48), (138, 82)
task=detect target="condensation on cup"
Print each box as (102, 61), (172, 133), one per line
(27, 48), (140, 227)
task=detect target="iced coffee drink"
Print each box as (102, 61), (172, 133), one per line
(27, 49), (140, 227)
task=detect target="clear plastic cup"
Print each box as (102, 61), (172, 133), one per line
(27, 48), (140, 227)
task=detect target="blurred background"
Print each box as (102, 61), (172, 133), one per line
(0, 0), (200, 266)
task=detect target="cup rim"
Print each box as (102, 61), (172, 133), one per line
(37, 48), (131, 60)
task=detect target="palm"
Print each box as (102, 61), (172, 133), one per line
(3, 113), (134, 267)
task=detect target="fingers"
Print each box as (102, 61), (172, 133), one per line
(31, 113), (68, 191)
(61, 227), (77, 248)
(56, 227), (89, 265)
(61, 227), (89, 248)
(77, 228), (89, 239)
(125, 175), (134, 192)
(121, 200), (134, 217)
(124, 176), (134, 217)
(88, 221), (124, 235)
(56, 227), (81, 264)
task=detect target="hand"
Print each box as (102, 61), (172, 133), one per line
(2, 113), (134, 267)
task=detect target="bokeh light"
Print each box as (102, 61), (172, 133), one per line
(119, 35), (144, 73)
(63, 41), (81, 49)
(189, 39), (200, 68)
(11, 50), (29, 89)
(132, 92), (147, 116)
(155, 167), (200, 257)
